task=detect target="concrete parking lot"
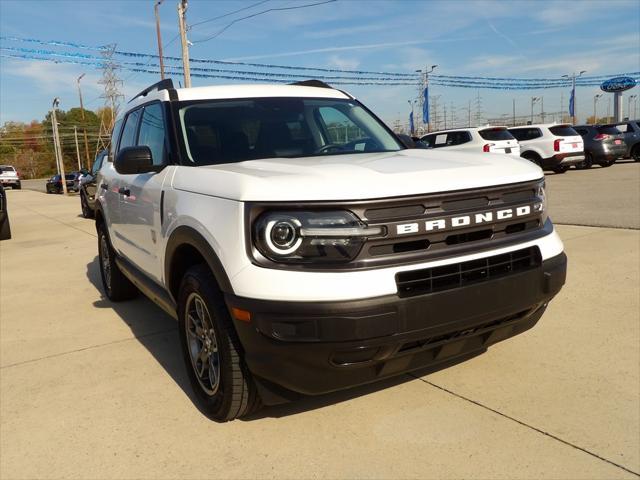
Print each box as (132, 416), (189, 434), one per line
(1, 165), (639, 479)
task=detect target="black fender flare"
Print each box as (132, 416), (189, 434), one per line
(164, 226), (234, 297)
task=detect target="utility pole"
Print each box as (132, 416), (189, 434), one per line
(155, 0), (165, 79)
(593, 94), (603, 124)
(178, 0), (192, 88)
(562, 70), (586, 125)
(76, 73), (90, 168)
(51, 98), (68, 195)
(540, 96), (545, 123)
(443, 104), (447, 130)
(74, 126), (82, 170)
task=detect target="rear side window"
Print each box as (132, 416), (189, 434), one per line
(575, 128), (589, 137)
(597, 125), (622, 135)
(549, 126), (579, 137)
(446, 131), (472, 146)
(118, 110), (142, 151)
(0, 166), (16, 172)
(479, 128), (515, 141)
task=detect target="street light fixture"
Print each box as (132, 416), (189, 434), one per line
(593, 94), (603, 124)
(76, 73), (90, 168)
(531, 96), (540, 123)
(51, 98), (68, 195)
(562, 70), (586, 124)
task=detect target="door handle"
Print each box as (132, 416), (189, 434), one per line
(118, 187), (130, 196)
(100, 183), (108, 190)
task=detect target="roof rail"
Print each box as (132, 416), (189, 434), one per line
(129, 78), (176, 103)
(289, 79), (333, 89)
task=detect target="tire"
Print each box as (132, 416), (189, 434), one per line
(576, 153), (593, 170)
(97, 223), (138, 301)
(178, 264), (261, 421)
(599, 158), (615, 168)
(522, 152), (542, 167)
(13, 182), (21, 190)
(553, 166), (568, 174)
(80, 192), (94, 219)
(632, 145), (640, 162)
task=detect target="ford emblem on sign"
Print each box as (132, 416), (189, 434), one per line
(600, 76), (637, 93)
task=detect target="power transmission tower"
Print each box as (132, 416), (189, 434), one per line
(467, 100), (471, 127)
(474, 91), (482, 126)
(96, 44), (124, 155)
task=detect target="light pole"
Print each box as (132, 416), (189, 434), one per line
(562, 70), (586, 124)
(178, 0), (191, 87)
(51, 98), (68, 195)
(76, 73), (91, 168)
(417, 64), (437, 132)
(593, 94), (602, 124)
(407, 100), (416, 135)
(531, 96), (540, 123)
(154, 0), (165, 79)
(627, 95), (637, 120)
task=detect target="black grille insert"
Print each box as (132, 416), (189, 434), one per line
(396, 247), (541, 298)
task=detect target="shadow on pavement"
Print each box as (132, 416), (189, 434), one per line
(85, 255), (485, 422)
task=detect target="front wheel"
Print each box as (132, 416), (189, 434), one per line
(178, 264), (260, 421)
(13, 182), (21, 190)
(599, 158), (615, 167)
(631, 145), (640, 162)
(553, 166), (568, 174)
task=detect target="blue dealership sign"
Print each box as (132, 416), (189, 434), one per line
(600, 77), (637, 93)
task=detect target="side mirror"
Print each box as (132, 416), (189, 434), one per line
(396, 133), (416, 149)
(115, 146), (158, 175)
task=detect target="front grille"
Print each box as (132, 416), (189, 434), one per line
(396, 247), (541, 298)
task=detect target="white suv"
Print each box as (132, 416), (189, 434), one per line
(508, 124), (584, 174)
(420, 126), (521, 157)
(96, 79), (567, 421)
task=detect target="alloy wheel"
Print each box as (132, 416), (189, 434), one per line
(185, 292), (221, 396)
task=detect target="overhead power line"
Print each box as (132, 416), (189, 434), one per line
(188, 0), (271, 28)
(191, 0), (337, 44)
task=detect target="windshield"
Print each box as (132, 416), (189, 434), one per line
(178, 98), (402, 165)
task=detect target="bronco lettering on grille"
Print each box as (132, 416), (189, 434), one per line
(395, 205), (533, 235)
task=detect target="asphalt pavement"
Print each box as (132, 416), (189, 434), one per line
(1, 164), (639, 479)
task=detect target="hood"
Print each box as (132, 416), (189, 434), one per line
(171, 149), (543, 202)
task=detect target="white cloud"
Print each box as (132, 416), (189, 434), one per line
(326, 55), (360, 70)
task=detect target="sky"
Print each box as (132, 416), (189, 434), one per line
(1, 0), (639, 128)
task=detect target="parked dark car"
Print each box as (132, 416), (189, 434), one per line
(46, 172), (81, 194)
(611, 120), (640, 161)
(0, 184), (11, 240)
(573, 125), (626, 168)
(80, 150), (108, 218)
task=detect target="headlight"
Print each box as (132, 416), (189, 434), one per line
(253, 210), (383, 264)
(534, 180), (548, 221)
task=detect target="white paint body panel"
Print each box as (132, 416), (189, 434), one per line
(171, 149), (543, 202)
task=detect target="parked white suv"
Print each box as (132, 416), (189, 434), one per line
(0, 165), (21, 189)
(508, 124), (584, 174)
(420, 126), (521, 157)
(96, 79), (567, 421)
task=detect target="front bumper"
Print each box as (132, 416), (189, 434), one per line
(228, 251), (567, 400)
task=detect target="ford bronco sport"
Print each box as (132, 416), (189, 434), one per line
(96, 79), (567, 421)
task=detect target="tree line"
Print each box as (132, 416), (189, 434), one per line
(0, 106), (114, 179)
